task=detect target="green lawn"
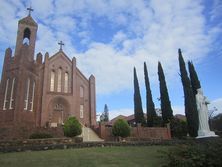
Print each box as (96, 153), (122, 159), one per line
(0, 146), (171, 167)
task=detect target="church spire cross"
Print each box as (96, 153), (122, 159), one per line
(27, 6), (34, 16)
(58, 41), (64, 51)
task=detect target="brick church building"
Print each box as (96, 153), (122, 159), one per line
(0, 10), (96, 131)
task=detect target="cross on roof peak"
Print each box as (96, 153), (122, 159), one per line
(58, 41), (64, 51)
(27, 6), (34, 16)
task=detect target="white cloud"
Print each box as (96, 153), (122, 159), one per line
(0, 0), (221, 97)
(209, 98), (222, 115)
(172, 106), (185, 115)
(50, 16), (77, 33)
(210, 0), (222, 21)
(30, 0), (54, 19)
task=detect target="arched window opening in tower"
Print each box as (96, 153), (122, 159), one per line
(23, 28), (31, 45)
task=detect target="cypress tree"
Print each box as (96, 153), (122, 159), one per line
(158, 62), (173, 125)
(188, 61), (201, 95)
(134, 67), (145, 125)
(144, 62), (157, 127)
(178, 49), (198, 137)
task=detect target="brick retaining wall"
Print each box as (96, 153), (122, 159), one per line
(0, 125), (64, 140)
(97, 124), (171, 141)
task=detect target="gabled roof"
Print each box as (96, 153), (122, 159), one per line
(125, 114), (135, 121)
(49, 50), (72, 65)
(106, 115), (127, 126)
(19, 16), (38, 27)
(107, 113), (148, 126)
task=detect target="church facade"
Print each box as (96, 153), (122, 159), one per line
(0, 12), (96, 129)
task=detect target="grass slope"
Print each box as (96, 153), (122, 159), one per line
(0, 146), (171, 167)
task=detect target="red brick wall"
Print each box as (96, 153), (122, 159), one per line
(0, 125), (64, 140)
(98, 124), (171, 141)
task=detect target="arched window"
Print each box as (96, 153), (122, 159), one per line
(80, 105), (84, 118)
(64, 72), (69, 93)
(9, 78), (15, 109)
(23, 28), (31, 45)
(50, 70), (55, 91)
(24, 78), (30, 110)
(3, 79), (9, 110)
(80, 86), (84, 98)
(57, 68), (62, 92)
(30, 81), (35, 111)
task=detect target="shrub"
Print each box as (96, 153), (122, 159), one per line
(170, 118), (187, 139)
(29, 132), (53, 139)
(112, 119), (130, 138)
(63, 117), (82, 137)
(163, 138), (222, 167)
(211, 113), (222, 131)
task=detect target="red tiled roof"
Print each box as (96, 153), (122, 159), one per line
(106, 115), (127, 125)
(175, 114), (186, 121)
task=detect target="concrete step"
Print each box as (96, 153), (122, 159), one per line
(81, 127), (104, 142)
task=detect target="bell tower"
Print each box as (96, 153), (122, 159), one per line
(14, 7), (38, 61)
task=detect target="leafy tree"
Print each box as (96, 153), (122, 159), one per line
(158, 62), (173, 125)
(144, 62), (157, 127)
(112, 119), (131, 138)
(211, 113), (222, 132)
(188, 61), (201, 95)
(170, 117), (187, 139)
(100, 104), (109, 122)
(63, 117), (82, 137)
(134, 67), (145, 125)
(178, 49), (198, 137)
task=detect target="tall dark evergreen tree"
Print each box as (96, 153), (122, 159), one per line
(100, 104), (109, 122)
(104, 104), (109, 122)
(178, 49), (199, 137)
(134, 67), (145, 125)
(188, 61), (201, 95)
(158, 62), (173, 125)
(144, 62), (156, 127)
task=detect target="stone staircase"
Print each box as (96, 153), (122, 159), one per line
(81, 126), (104, 142)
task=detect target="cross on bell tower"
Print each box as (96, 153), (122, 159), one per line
(58, 41), (64, 51)
(27, 6), (34, 16)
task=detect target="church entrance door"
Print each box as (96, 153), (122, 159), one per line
(48, 97), (70, 127)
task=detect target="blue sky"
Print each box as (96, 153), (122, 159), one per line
(0, 0), (222, 119)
